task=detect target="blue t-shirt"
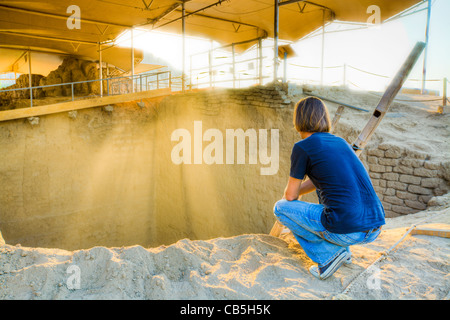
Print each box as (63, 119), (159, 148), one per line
(290, 132), (385, 234)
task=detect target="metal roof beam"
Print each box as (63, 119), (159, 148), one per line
(0, 4), (132, 29)
(0, 31), (100, 46)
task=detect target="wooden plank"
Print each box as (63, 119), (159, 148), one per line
(0, 88), (172, 122)
(352, 42), (426, 155)
(411, 223), (450, 238)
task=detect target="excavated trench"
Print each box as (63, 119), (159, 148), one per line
(0, 84), (448, 250)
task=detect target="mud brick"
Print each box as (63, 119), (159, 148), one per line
(387, 181), (408, 191)
(404, 200), (427, 210)
(407, 150), (428, 160)
(367, 148), (385, 157)
(421, 178), (442, 188)
(384, 147), (403, 159)
(391, 205), (417, 215)
(396, 191), (418, 201)
(399, 174), (421, 185)
(381, 201), (392, 211)
(382, 172), (399, 181)
(378, 158), (399, 166)
(369, 172), (381, 179)
(384, 188), (396, 196)
(373, 186), (386, 195)
(400, 159), (424, 168)
(393, 165), (414, 175)
(383, 196), (404, 206)
(423, 161), (441, 170)
(418, 195), (433, 204)
(408, 185), (433, 195)
(413, 167), (438, 178)
(367, 156), (378, 164)
(369, 164), (386, 173)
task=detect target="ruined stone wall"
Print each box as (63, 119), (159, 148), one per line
(0, 57), (108, 110)
(361, 143), (449, 217)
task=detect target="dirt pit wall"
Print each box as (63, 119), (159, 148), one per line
(0, 84), (313, 250)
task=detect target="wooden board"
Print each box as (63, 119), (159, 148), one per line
(0, 88), (172, 122)
(411, 223), (450, 238)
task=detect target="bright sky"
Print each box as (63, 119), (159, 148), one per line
(108, 0), (450, 93)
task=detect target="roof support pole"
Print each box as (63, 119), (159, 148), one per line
(131, 28), (135, 93)
(182, 1), (186, 92)
(273, 0), (279, 82)
(28, 50), (33, 107)
(232, 44), (236, 88)
(259, 38), (263, 85)
(320, 9), (325, 86)
(209, 41), (213, 88)
(98, 42), (103, 97)
(421, 0), (431, 94)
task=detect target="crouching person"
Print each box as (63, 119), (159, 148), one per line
(274, 96), (385, 280)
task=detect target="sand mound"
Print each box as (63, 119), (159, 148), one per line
(1, 194), (449, 300)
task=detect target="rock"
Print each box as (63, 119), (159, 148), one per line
(27, 117), (39, 126)
(68, 111), (78, 119)
(103, 105), (114, 112)
(0, 230), (5, 246)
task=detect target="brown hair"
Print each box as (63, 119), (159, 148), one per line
(293, 96), (331, 133)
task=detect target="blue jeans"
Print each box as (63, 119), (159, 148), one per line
(273, 199), (381, 267)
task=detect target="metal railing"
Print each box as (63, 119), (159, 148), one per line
(0, 70), (173, 108)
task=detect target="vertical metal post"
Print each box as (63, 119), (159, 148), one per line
(182, 1), (186, 92)
(444, 78), (448, 106)
(209, 41), (213, 88)
(71, 83), (74, 101)
(273, 0), (279, 82)
(343, 63), (347, 88)
(283, 51), (287, 83)
(106, 62), (110, 95)
(422, 0), (431, 94)
(259, 38), (263, 85)
(28, 51), (33, 107)
(232, 43), (236, 88)
(320, 9), (325, 86)
(98, 42), (103, 97)
(131, 28), (135, 93)
(189, 55), (192, 91)
(439, 77), (447, 113)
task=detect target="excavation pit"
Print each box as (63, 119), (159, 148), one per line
(0, 84), (448, 251)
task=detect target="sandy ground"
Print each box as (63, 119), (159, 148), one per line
(0, 193), (448, 300)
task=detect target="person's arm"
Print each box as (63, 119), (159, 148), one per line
(283, 177), (316, 201)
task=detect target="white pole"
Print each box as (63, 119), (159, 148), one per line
(273, 0), (279, 82)
(421, 0), (431, 94)
(28, 51), (33, 107)
(182, 2), (186, 92)
(131, 28), (135, 93)
(99, 42), (103, 97)
(320, 9), (325, 86)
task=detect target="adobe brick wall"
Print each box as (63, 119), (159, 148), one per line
(360, 143), (449, 217)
